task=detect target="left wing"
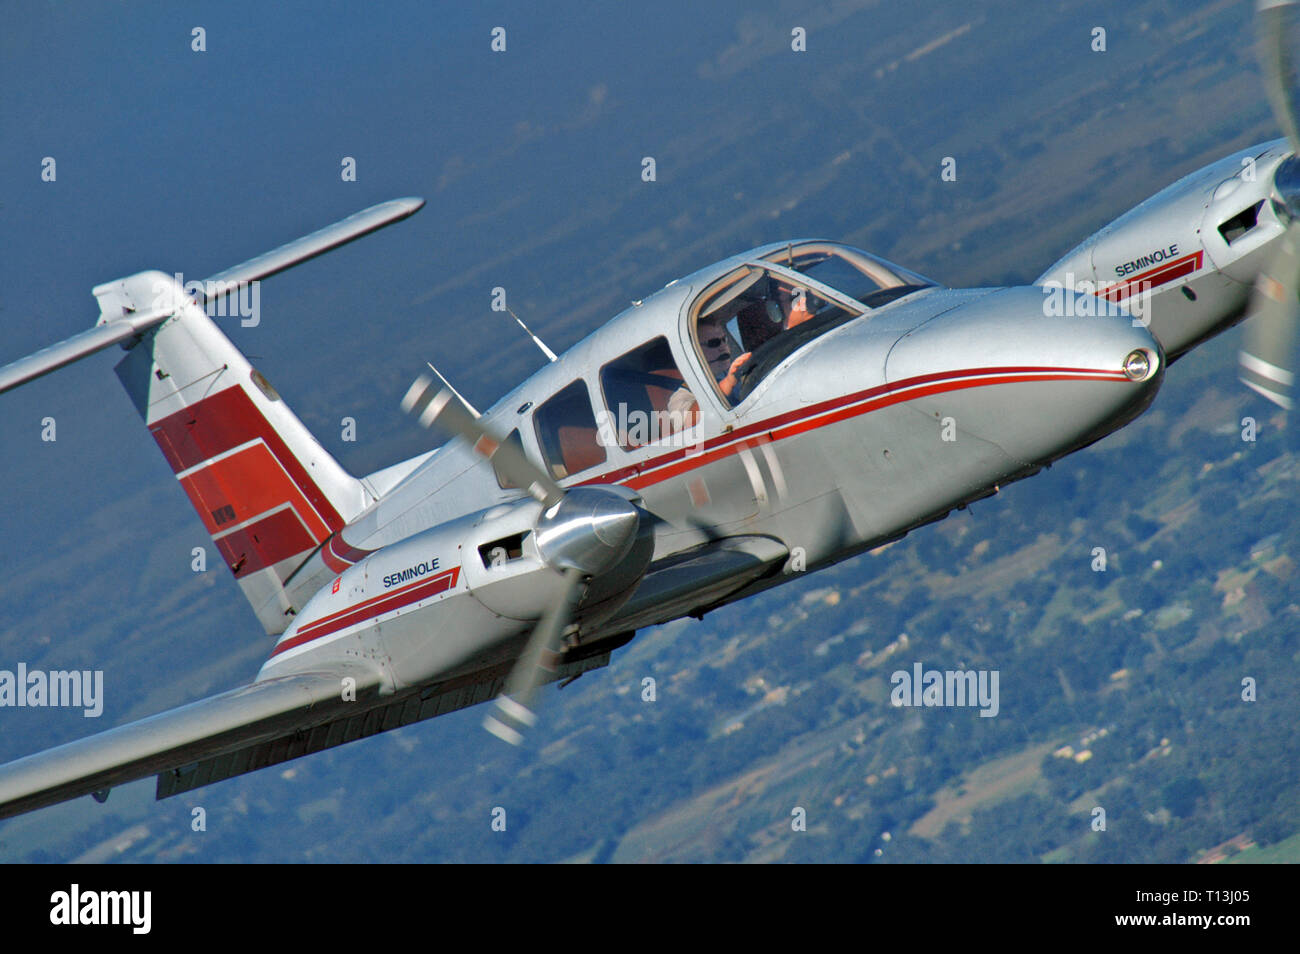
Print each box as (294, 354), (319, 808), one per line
(0, 667), (377, 820)
(0, 641), (628, 818)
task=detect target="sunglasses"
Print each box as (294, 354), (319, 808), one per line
(702, 336), (727, 348)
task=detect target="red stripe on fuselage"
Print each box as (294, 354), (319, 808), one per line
(581, 365), (1128, 491)
(320, 532), (375, 573)
(269, 566), (461, 657)
(1098, 250), (1204, 303)
(320, 542), (350, 575)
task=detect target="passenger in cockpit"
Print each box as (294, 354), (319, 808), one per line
(777, 284), (815, 329)
(736, 282), (815, 353)
(665, 316), (750, 431)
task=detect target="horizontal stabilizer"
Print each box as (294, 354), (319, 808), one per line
(0, 307), (170, 395)
(202, 197), (425, 298)
(0, 197), (425, 396)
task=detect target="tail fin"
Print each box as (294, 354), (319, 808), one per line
(107, 271), (371, 634)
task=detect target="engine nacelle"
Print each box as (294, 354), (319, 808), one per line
(258, 488), (654, 691)
(1037, 139), (1292, 359)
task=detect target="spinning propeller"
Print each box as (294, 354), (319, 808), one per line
(1240, 0), (1300, 411)
(401, 375), (647, 745)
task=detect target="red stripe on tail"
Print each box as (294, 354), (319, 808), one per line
(149, 386), (344, 534)
(178, 443), (331, 540)
(215, 508), (320, 578)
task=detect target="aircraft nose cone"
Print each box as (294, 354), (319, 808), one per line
(885, 286), (1163, 463)
(535, 487), (641, 576)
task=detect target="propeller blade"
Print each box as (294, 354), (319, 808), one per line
(1239, 3), (1300, 412)
(482, 566), (585, 745)
(1260, 0), (1300, 154)
(402, 375), (565, 506)
(1240, 223), (1300, 409)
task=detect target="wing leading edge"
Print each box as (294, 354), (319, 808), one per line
(0, 667), (378, 821)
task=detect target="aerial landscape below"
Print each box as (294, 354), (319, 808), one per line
(0, 0), (1295, 865)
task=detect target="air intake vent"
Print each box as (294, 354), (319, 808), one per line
(1218, 200), (1263, 244)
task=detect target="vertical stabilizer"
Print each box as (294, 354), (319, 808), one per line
(106, 271), (371, 633)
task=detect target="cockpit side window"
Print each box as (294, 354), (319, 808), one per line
(598, 337), (693, 448)
(689, 266), (860, 408)
(533, 380), (607, 479)
(760, 243), (935, 309)
(766, 246), (883, 304)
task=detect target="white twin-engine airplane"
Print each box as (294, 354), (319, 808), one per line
(0, 4), (1296, 823)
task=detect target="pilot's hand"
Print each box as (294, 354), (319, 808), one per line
(719, 352), (751, 396)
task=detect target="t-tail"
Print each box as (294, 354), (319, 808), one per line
(0, 198), (426, 633)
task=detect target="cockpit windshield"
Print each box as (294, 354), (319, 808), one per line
(686, 245), (934, 408)
(759, 242), (935, 309)
(689, 266), (859, 408)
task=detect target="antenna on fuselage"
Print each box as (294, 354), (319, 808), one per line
(506, 307), (558, 363)
(424, 361), (480, 417)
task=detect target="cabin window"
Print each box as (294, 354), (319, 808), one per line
(689, 266), (860, 408)
(764, 245), (883, 304)
(533, 380), (607, 479)
(598, 337), (693, 448)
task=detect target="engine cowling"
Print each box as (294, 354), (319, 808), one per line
(1036, 139), (1293, 359)
(261, 487), (654, 688)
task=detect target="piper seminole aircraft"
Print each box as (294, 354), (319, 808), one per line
(2, 12), (1298, 822)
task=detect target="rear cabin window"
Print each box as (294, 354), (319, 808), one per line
(598, 337), (693, 448)
(533, 380), (607, 479)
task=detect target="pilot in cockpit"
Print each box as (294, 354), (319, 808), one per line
(665, 316), (750, 431)
(736, 282), (815, 352)
(664, 278), (816, 433)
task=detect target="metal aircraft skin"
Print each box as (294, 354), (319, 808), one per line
(2, 21), (1300, 819)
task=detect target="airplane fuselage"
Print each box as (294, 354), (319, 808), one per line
(261, 273), (1165, 695)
